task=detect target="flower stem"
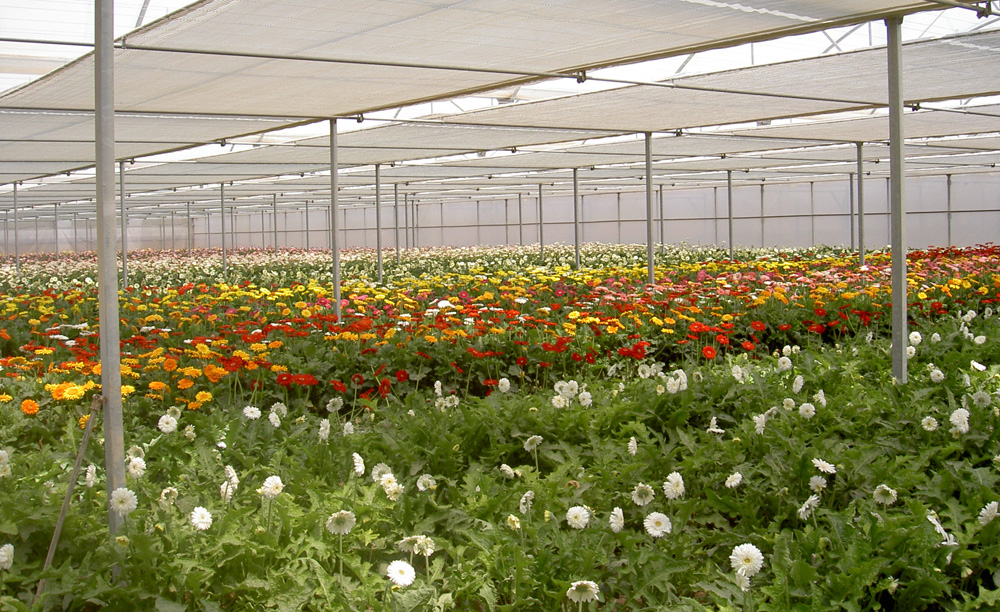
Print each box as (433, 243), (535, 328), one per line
(338, 534), (343, 576)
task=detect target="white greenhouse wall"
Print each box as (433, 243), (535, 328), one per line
(2, 172), (997, 255)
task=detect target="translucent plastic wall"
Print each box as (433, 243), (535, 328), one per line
(2, 172), (997, 255)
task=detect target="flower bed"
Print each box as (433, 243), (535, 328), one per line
(0, 243), (998, 610)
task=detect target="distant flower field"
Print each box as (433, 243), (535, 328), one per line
(0, 243), (998, 610)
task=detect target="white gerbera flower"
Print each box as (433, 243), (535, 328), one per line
(873, 484), (897, 505)
(325, 397), (344, 413)
(0, 543), (12, 571)
(809, 476), (827, 492)
(258, 475), (283, 500)
(906, 345), (916, 358)
(812, 458), (836, 474)
(352, 453), (365, 477)
(950, 408), (970, 434)
(812, 389), (827, 407)
(643, 512), (671, 538)
(519, 491), (534, 514)
(268, 411), (281, 428)
(566, 506), (591, 529)
(921, 416), (939, 432)
(318, 419), (330, 442)
(371, 462), (392, 482)
(707, 416), (725, 434)
(326, 510), (356, 535)
(500, 464), (517, 479)
(974, 335), (986, 345)
(753, 414), (767, 435)
(524, 435), (543, 452)
(566, 580), (601, 603)
(609, 507), (624, 533)
(271, 402), (287, 418)
(552, 395), (568, 409)
(190, 506), (213, 530)
(792, 374), (804, 393)
(157, 414), (177, 434)
(386, 560), (415, 587)
(777, 356), (793, 372)
(127, 456), (146, 479)
(798, 402), (816, 419)
(243, 405), (261, 420)
(497, 377), (510, 393)
(725, 473), (743, 488)
(84, 464), (97, 488)
(909, 331), (922, 346)
(628, 437), (638, 456)
(417, 474), (437, 492)
(972, 391), (992, 409)
(342, 421), (354, 436)
(782, 398), (795, 411)
(797, 494), (820, 520)
(578, 390), (593, 407)
(931, 332), (941, 343)
(110, 487), (138, 517)
(930, 369), (945, 383)
(730, 543), (765, 578)
(663, 472), (685, 499)
(978, 501), (999, 526)
(632, 483), (655, 506)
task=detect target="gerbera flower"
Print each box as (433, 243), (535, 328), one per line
(524, 435), (543, 452)
(979, 501), (999, 526)
(631, 483), (655, 506)
(799, 402), (816, 419)
(566, 506), (590, 529)
(809, 476), (827, 492)
(352, 453), (365, 477)
(110, 487), (138, 518)
(643, 512), (671, 538)
(386, 560), (415, 587)
(921, 416), (939, 431)
(873, 484), (897, 505)
(812, 458), (836, 474)
(730, 543), (764, 578)
(507, 514), (521, 531)
(627, 437), (638, 456)
(725, 473), (743, 488)
(157, 414), (177, 434)
(326, 510), (356, 535)
(609, 507), (624, 533)
(258, 475), (283, 500)
(566, 580), (601, 603)
(797, 494), (820, 520)
(417, 474), (437, 492)
(663, 472), (685, 499)
(190, 507), (212, 530)
(519, 491), (534, 514)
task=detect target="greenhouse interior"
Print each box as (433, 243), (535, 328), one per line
(1, 0), (1000, 610)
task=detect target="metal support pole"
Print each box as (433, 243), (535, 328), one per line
(713, 187), (719, 246)
(171, 211), (176, 251)
(658, 183), (665, 254)
(518, 193), (523, 245)
(272, 194), (278, 251)
(504, 199), (509, 245)
(2, 212), (6, 258)
(403, 193), (410, 249)
(413, 200), (418, 247)
(304, 200), (310, 250)
(96, 0), (125, 536)
(260, 209), (265, 248)
(220, 183), (227, 273)
(538, 185), (545, 258)
(394, 183), (400, 263)
(727, 170), (734, 260)
(573, 168), (581, 269)
(759, 183), (765, 247)
(330, 119), (341, 320)
(886, 16), (908, 383)
(848, 173), (855, 250)
(946, 174), (953, 247)
(375, 164), (383, 283)
(810, 181), (815, 247)
(644, 132), (655, 285)
(13, 182), (20, 281)
(53, 203), (59, 254)
(119, 160), (127, 287)
(616, 192), (622, 244)
(857, 143), (866, 265)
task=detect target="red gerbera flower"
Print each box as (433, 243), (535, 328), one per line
(702, 346), (717, 360)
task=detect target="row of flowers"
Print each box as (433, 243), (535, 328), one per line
(0, 243), (998, 610)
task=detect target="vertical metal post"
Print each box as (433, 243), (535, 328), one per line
(220, 183), (227, 273)
(644, 132), (654, 284)
(727, 171), (734, 260)
(375, 164), (383, 283)
(272, 194), (278, 251)
(394, 183), (400, 263)
(886, 16), (908, 383)
(73, 211), (78, 252)
(713, 186), (719, 246)
(759, 183), (765, 247)
(848, 173), (855, 250)
(260, 209), (265, 248)
(857, 143), (865, 265)
(809, 181), (815, 246)
(616, 192), (622, 244)
(304, 200), (310, 249)
(34, 216), (39, 253)
(96, 0), (125, 536)
(658, 184), (665, 254)
(119, 160), (127, 287)
(12, 182), (20, 281)
(476, 200), (481, 245)
(413, 200), (419, 247)
(171, 211), (176, 251)
(53, 203), (59, 253)
(538, 185), (545, 258)
(186, 202), (192, 254)
(504, 199), (509, 245)
(946, 174), (952, 247)
(572, 168), (581, 269)
(330, 119), (341, 320)
(403, 193), (410, 249)
(518, 193), (523, 245)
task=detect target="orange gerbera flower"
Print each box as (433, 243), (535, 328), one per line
(163, 358), (178, 372)
(21, 399), (39, 415)
(149, 381), (168, 392)
(177, 378), (194, 390)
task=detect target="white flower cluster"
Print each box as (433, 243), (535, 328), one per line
(552, 380), (592, 408)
